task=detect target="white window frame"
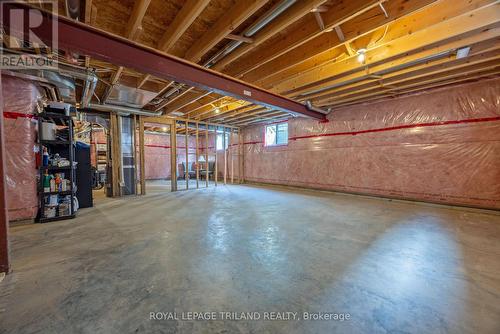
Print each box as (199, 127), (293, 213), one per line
(216, 132), (229, 151)
(265, 122), (288, 147)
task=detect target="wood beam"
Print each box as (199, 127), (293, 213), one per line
(313, 46), (500, 105)
(164, 91), (213, 114)
(319, 58), (500, 106)
(212, 0), (328, 71)
(83, 0), (93, 67)
(314, 12), (325, 31)
(202, 0), (438, 115)
(234, 111), (288, 125)
(157, 87), (195, 112)
(158, 0), (210, 52)
(181, 96), (228, 116)
(243, 0), (443, 84)
(184, 0), (268, 63)
(206, 105), (263, 122)
(102, 66), (124, 102)
(125, 0), (152, 39)
(325, 69), (500, 109)
(200, 1), (498, 125)
(190, 99), (248, 119)
(198, 101), (255, 120)
(223, 0), (393, 77)
(297, 32), (500, 102)
(270, 4), (500, 96)
(241, 115), (290, 126)
(225, 34), (254, 44)
(102, 0), (151, 101)
(227, 107), (275, 123)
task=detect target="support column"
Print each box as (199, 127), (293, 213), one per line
(132, 115), (138, 195)
(139, 116), (146, 195)
(223, 127), (227, 185)
(239, 130), (244, 184)
(205, 127), (209, 188)
(214, 126), (218, 187)
(0, 74), (11, 273)
(195, 123), (199, 189)
(185, 121), (189, 190)
(230, 128), (234, 184)
(170, 122), (177, 192)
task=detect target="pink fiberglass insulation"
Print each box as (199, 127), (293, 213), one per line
(242, 78), (500, 209)
(144, 132), (171, 179)
(143, 133), (199, 180)
(2, 76), (41, 221)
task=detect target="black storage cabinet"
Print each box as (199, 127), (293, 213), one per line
(75, 141), (93, 208)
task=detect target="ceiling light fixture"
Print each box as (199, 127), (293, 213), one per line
(357, 48), (367, 64)
(456, 46), (471, 59)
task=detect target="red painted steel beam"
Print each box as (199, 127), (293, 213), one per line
(1, 2), (326, 120)
(0, 73), (11, 274)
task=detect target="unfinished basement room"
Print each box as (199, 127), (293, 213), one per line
(0, 0), (499, 333)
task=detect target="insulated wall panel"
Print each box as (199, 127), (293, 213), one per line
(144, 132), (171, 180)
(1, 76), (40, 221)
(242, 78), (500, 209)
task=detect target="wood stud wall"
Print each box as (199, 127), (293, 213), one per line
(137, 117), (242, 194)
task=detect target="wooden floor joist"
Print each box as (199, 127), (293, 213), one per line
(3, 0), (498, 124)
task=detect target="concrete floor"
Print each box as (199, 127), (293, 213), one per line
(1, 183), (499, 333)
(146, 179), (217, 193)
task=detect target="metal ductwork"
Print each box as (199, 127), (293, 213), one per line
(87, 103), (163, 117)
(65, 0), (81, 20)
(205, 0), (297, 67)
(305, 100), (330, 114)
(4, 63), (98, 107)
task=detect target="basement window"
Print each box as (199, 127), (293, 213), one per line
(216, 133), (229, 151)
(265, 122), (288, 146)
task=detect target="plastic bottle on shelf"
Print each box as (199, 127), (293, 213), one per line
(42, 146), (49, 166)
(50, 178), (56, 192)
(43, 170), (51, 193)
(55, 173), (62, 192)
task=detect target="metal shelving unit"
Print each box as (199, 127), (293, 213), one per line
(37, 109), (76, 223)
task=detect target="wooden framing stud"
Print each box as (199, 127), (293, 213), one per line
(185, 120), (189, 190)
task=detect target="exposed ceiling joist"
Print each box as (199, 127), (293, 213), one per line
(212, 0), (328, 71)
(138, 0), (209, 90)
(272, 4), (500, 96)
(326, 68), (500, 108)
(312, 45), (500, 105)
(102, 0), (152, 101)
(244, 0), (440, 84)
(124, 0), (152, 39)
(225, 34), (254, 44)
(225, 0), (391, 77)
(298, 32), (500, 103)
(164, 91), (213, 113)
(184, 0), (269, 63)
(319, 55), (500, 107)
(158, 0), (210, 52)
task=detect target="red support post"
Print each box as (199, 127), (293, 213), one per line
(0, 73), (11, 274)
